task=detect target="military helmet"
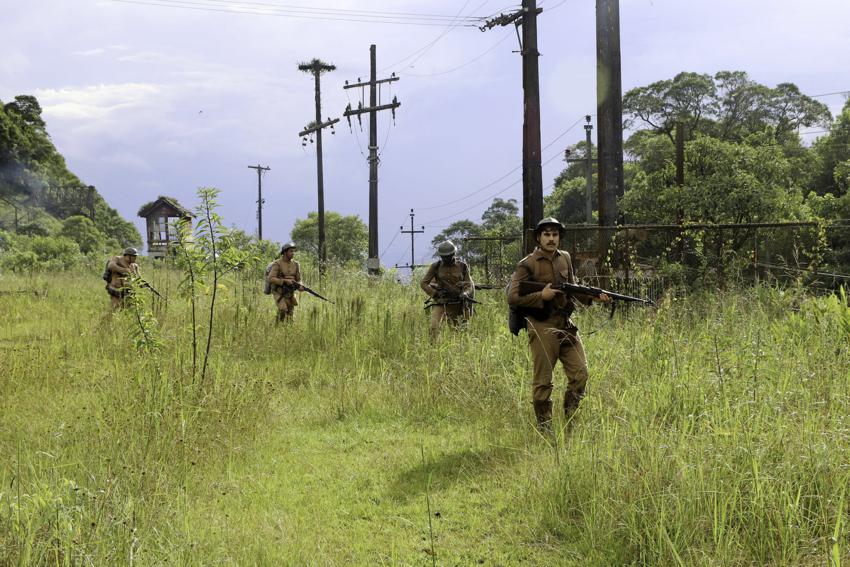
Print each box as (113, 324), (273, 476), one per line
(436, 240), (457, 256)
(280, 242), (297, 254)
(123, 247), (139, 256)
(533, 217), (565, 237)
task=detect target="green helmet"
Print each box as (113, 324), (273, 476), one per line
(534, 217), (565, 238)
(280, 242), (297, 254)
(123, 247), (139, 256)
(436, 240), (457, 256)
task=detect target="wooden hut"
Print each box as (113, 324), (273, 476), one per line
(137, 196), (193, 258)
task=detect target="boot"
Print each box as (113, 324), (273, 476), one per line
(532, 400), (553, 433)
(563, 390), (584, 421)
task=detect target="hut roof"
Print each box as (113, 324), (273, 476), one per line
(137, 196), (194, 218)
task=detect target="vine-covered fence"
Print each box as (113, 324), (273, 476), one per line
(460, 221), (850, 300)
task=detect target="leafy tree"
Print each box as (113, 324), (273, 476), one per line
(623, 71), (718, 143)
(621, 134), (806, 224)
(481, 198), (521, 234)
(623, 71), (831, 144)
(811, 99), (850, 195)
(0, 95), (141, 246)
(291, 211), (367, 265)
(60, 215), (107, 254)
(4, 95), (46, 131)
(546, 140), (597, 223)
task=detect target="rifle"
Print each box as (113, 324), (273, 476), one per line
(423, 289), (480, 309)
(139, 279), (163, 299)
(517, 280), (653, 306)
(283, 281), (334, 304)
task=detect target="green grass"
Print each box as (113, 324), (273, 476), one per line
(1, 267), (849, 565)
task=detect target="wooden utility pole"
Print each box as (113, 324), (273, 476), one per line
(247, 164), (270, 240)
(343, 44), (401, 275)
(298, 58), (337, 274)
(596, 0), (624, 229)
(395, 209), (424, 271)
(481, 1), (544, 254)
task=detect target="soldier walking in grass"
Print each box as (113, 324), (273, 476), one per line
(267, 242), (303, 322)
(105, 247), (140, 310)
(507, 218), (611, 432)
(420, 240), (475, 340)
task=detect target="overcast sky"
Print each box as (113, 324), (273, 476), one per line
(2, 0), (849, 267)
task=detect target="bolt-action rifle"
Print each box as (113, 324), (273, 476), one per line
(509, 280), (653, 335)
(516, 280), (653, 306)
(138, 278), (163, 298)
(423, 289), (480, 309)
(282, 281), (334, 304)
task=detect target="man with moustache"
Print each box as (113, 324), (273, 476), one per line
(507, 218), (611, 432)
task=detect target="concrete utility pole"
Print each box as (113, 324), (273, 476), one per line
(481, 0), (544, 254)
(247, 164), (270, 240)
(395, 209), (424, 272)
(298, 58), (338, 274)
(596, 0), (624, 229)
(343, 44), (401, 275)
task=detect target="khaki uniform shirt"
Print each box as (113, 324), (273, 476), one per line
(268, 257), (301, 295)
(507, 248), (590, 316)
(107, 256), (139, 289)
(420, 259), (474, 298)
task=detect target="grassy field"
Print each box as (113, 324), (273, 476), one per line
(1, 266), (849, 565)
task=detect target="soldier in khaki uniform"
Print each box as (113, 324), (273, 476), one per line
(267, 243), (303, 322)
(106, 247), (140, 310)
(420, 240), (475, 340)
(508, 218), (610, 431)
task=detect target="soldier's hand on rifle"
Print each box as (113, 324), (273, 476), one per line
(540, 283), (562, 301)
(594, 292), (612, 303)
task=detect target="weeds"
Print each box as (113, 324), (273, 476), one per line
(0, 269), (848, 565)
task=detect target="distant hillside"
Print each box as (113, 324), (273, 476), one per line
(0, 94), (141, 247)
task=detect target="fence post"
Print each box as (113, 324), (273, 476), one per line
(752, 227), (759, 285)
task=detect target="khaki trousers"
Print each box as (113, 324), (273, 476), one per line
(526, 315), (588, 403)
(274, 293), (297, 322)
(429, 303), (469, 339)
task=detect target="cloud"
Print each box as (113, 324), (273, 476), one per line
(37, 82), (164, 121)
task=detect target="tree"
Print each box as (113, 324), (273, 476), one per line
(624, 71), (831, 144)
(4, 95), (46, 131)
(546, 140), (598, 223)
(291, 211), (367, 265)
(481, 198), (521, 234)
(60, 215), (107, 254)
(621, 134), (806, 225)
(623, 71), (717, 144)
(811, 99), (850, 195)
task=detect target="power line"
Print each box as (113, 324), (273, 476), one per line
(809, 90), (850, 98)
(403, 31), (513, 78)
(108, 0), (485, 26)
(194, 0), (486, 21)
(378, 0), (487, 74)
(415, 114), (587, 212)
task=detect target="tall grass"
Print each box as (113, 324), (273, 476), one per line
(0, 266), (848, 565)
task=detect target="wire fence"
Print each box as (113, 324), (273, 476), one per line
(460, 221), (850, 300)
